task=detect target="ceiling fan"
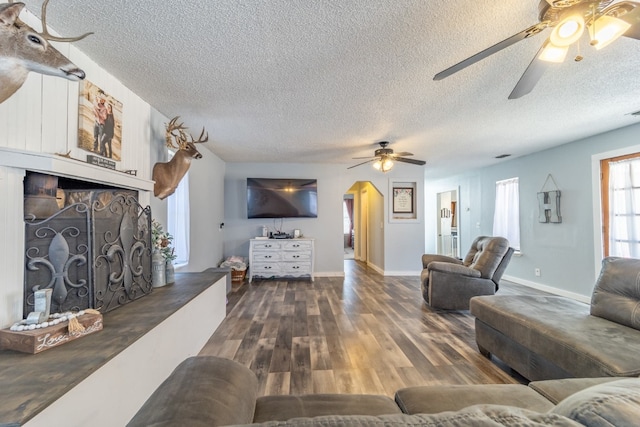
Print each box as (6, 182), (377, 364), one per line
(348, 141), (426, 172)
(434, 0), (640, 99)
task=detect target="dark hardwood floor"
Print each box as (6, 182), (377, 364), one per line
(200, 260), (547, 397)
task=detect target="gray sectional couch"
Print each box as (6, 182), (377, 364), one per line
(470, 256), (640, 381)
(127, 355), (640, 426)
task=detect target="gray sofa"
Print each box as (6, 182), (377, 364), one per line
(421, 236), (514, 310)
(127, 355), (640, 426)
(470, 256), (640, 381)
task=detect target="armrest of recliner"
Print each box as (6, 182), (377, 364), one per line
(422, 254), (463, 269)
(427, 261), (481, 278)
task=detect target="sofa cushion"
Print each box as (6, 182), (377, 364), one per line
(528, 377), (623, 405)
(253, 394), (401, 423)
(550, 378), (640, 426)
(590, 257), (640, 331)
(395, 384), (554, 414)
(236, 406), (581, 426)
(470, 295), (640, 377)
(127, 356), (258, 427)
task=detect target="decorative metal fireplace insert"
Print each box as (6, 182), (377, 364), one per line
(23, 172), (153, 315)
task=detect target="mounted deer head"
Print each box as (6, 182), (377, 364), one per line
(152, 116), (208, 200)
(0, 0), (92, 104)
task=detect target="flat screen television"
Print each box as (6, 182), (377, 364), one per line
(247, 178), (318, 219)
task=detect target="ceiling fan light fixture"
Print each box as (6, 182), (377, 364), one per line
(550, 15), (585, 47)
(539, 42), (569, 62)
(373, 156), (394, 172)
(590, 15), (632, 50)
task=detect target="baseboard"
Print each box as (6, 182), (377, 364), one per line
(502, 274), (591, 303)
(315, 271), (346, 277)
(362, 262), (382, 275)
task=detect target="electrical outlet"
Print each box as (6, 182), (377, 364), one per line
(535, 268), (541, 277)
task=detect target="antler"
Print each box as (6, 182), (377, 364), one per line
(9, 0), (93, 42)
(165, 116), (209, 148)
(165, 116), (188, 149)
(191, 127), (209, 144)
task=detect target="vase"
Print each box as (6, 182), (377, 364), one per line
(165, 260), (175, 285)
(152, 249), (166, 288)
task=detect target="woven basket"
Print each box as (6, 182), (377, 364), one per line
(231, 269), (246, 282)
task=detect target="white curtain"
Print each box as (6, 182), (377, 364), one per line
(493, 177), (520, 250)
(168, 171), (190, 265)
(609, 159), (640, 258)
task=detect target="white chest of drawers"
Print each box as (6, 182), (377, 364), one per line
(249, 238), (314, 282)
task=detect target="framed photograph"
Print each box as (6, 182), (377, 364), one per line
(78, 80), (123, 161)
(393, 187), (414, 214)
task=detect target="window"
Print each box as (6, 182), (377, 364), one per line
(601, 153), (640, 258)
(167, 156), (190, 265)
(493, 177), (520, 250)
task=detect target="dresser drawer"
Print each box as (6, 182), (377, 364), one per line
(281, 263), (311, 275)
(253, 251), (281, 262)
(282, 241), (312, 251)
(281, 251), (311, 261)
(252, 241), (281, 250)
(251, 263), (281, 275)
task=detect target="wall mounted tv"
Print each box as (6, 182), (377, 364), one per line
(247, 178), (318, 219)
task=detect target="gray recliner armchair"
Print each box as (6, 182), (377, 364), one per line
(421, 236), (514, 310)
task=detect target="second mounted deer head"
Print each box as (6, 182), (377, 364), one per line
(152, 116), (208, 200)
(0, 0), (93, 104)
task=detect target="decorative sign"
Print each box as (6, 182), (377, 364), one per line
(87, 155), (116, 170)
(393, 187), (414, 213)
(0, 313), (103, 354)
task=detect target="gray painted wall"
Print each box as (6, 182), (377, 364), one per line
(425, 122), (640, 300)
(222, 163), (425, 276)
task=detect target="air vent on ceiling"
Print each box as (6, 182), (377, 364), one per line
(495, 154), (511, 159)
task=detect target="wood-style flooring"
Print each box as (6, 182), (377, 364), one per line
(200, 260), (547, 397)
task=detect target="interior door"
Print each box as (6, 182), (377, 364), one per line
(437, 189), (459, 258)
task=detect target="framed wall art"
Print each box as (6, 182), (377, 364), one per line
(389, 180), (419, 222)
(393, 187), (414, 214)
(78, 80), (123, 161)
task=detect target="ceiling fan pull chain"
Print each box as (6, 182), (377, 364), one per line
(575, 38), (583, 62)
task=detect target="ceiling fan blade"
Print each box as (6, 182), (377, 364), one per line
(392, 152), (413, 157)
(347, 159), (376, 169)
(434, 23), (547, 81)
(352, 156), (377, 160)
(394, 157), (426, 166)
(508, 39), (554, 99)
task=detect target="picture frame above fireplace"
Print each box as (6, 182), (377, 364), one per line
(78, 80), (123, 162)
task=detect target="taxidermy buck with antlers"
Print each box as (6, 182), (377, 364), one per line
(153, 117), (208, 200)
(0, 0), (92, 104)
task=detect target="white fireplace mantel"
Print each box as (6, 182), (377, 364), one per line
(0, 147), (154, 192)
(0, 147), (155, 328)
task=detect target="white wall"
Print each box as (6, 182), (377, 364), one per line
(0, 34), (154, 327)
(223, 163), (425, 276)
(178, 146), (226, 272)
(425, 122), (640, 300)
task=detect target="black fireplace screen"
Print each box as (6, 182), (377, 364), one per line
(24, 188), (152, 315)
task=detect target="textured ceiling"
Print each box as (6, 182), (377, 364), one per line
(23, 0), (640, 177)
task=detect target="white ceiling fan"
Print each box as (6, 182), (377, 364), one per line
(434, 0), (640, 99)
